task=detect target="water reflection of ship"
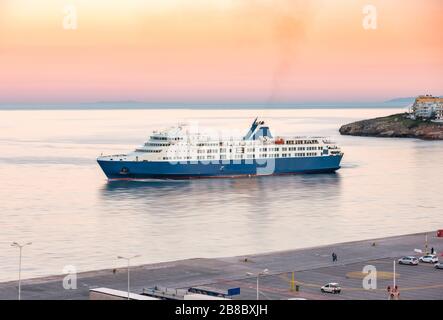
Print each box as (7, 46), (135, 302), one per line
(100, 173), (342, 207)
(102, 180), (190, 199)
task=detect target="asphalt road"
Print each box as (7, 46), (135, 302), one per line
(0, 231), (442, 300)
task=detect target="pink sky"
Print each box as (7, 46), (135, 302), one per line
(0, 0), (442, 103)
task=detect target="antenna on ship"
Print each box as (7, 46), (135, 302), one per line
(243, 118), (259, 140)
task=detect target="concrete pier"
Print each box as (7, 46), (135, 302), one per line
(0, 231), (442, 300)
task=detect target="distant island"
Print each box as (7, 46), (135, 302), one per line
(0, 96), (433, 110)
(340, 95), (443, 140)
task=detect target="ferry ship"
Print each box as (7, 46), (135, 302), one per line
(97, 118), (343, 180)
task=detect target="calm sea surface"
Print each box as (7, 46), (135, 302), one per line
(0, 108), (442, 282)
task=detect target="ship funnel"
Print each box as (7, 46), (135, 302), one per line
(243, 118), (273, 140)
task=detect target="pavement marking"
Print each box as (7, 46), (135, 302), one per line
(398, 283), (443, 292)
(369, 260), (439, 268)
(346, 271), (397, 280)
(278, 271), (443, 293)
(221, 279), (330, 300)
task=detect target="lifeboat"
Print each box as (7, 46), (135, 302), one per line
(275, 138), (285, 145)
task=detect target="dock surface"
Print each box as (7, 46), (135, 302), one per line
(1, 231), (442, 300)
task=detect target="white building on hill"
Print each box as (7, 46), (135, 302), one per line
(412, 95), (443, 121)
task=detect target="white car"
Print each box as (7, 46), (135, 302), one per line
(419, 254), (438, 264)
(321, 283), (341, 294)
(434, 262), (443, 270)
(398, 256), (419, 265)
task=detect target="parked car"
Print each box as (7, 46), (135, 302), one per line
(419, 254), (438, 264)
(398, 256), (419, 265)
(434, 262), (443, 269)
(321, 283), (341, 294)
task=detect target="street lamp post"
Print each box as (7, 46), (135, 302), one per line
(11, 242), (32, 300)
(117, 255), (141, 300)
(393, 260), (396, 288)
(247, 269), (269, 300)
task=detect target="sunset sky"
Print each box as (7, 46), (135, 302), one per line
(0, 0), (442, 103)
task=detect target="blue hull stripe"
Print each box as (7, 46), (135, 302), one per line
(97, 156), (343, 180)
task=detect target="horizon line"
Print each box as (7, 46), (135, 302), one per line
(0, 98), (421, 106)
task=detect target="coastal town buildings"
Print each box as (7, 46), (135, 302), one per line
(412, 95), (443, 121)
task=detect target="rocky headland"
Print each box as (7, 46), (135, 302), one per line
(339, 113), (443, 140)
